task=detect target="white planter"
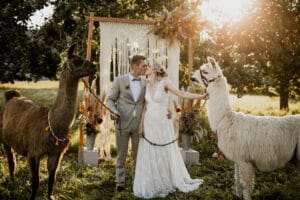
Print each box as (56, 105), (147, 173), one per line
(86, 134), (97, 151)
(182, 133), (192, 151)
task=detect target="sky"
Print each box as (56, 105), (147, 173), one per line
(28, 4), (54, 28)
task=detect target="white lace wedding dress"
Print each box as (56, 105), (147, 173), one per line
(133, 80), (203, 199)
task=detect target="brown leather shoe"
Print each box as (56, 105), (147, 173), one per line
(115, 185), (125, 192)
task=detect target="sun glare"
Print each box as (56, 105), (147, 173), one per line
(199, 0), (255, 27)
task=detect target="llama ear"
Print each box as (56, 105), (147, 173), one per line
(68, 44), (77, 58)
(207, 57), (217, 69)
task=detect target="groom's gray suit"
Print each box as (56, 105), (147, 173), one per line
(106, 74), (148, 187)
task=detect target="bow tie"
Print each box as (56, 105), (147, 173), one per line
(132, 78), (141, 81)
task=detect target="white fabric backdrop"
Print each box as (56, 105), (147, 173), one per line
(99, 22), (180, 98)
(98, 22), (181, 150)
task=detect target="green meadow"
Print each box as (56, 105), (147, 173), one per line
(0, 81), (299, 200)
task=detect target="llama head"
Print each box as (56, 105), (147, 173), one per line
(190, 57), (223, 88)
(66, 44), (97, 78)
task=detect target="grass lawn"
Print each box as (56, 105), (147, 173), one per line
(0, 81), (299, 200)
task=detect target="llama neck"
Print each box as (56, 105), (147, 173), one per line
(50, 70), (79, 137)
(207, 77), (232, 131)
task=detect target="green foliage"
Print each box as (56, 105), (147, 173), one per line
(211, 0), (300, 109)
(0, 0), (173, 83)
(179, 109), (208, 140)
(44, 0), (173, 59)
(1, 133), (299, 199)
(0, 0), (59, 83)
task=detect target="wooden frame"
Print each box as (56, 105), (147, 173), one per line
(85, 15), (156, 25)
(78, 13), (156, 162)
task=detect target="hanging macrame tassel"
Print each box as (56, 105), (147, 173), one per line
(120, 43), (126, 74)
(112, 44), (116, 78)
(126, 38), (129, 73)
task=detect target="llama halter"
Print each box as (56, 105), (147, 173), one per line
(199, 69), (221, 87)
(65, 59), (88, 77)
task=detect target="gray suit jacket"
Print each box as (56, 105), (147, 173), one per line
(106, 74), (148, 131)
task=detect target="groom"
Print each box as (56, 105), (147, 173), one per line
(106, 55), (148, 192)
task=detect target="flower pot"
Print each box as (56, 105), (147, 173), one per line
(86, 134), (97, 151)
(182, 133), (192, 151)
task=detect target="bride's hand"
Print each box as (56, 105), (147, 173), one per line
(199, 93), (209, 100)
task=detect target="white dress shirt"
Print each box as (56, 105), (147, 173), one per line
(129, 73), (142, 116)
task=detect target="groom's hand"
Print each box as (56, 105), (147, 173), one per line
(138, 131), (144, 138)
(138, 128), (144, 138)
(167, 109), (172, 119)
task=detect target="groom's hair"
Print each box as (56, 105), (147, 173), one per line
(131, 55), (146, 66)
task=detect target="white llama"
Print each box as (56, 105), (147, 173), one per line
(191, 57), (300, 200)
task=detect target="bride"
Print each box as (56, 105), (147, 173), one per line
(133, 63), (206, 199)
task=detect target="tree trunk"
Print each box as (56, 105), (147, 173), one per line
(279, 83), (289, 110)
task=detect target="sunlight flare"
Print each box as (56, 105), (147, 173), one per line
(200, 0), (255, 27)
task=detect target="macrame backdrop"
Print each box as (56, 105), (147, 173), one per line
(97, 22), (180, 156)
(99, 22), (180, 97)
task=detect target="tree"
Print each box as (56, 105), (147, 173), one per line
(0, 0), (55, 83)
(39, 0), (173, 60)
(1, 0), (173, 83)
(214, 0), (300, 109)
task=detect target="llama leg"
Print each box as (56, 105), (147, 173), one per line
(47, 153), (62, 199)
(28, 156), (40, 200)
(239, 162), (255, 200)
(234, 163), (243, 198)
(4, 144), (16, 181)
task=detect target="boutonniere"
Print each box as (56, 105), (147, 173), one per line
(125, 84), (130, 90)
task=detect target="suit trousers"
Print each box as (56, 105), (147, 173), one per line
(115, 117), (140, 187)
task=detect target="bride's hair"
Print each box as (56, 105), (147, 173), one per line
(152, 63), (167, 80)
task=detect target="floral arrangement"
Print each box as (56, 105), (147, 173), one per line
(177, 86), (208, 143)
(149, 0), (206, 45)
(179, 105), (207, 143)
(79, 101), (99, 136)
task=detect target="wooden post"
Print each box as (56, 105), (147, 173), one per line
(78, 12), (94, 164)
(180, 37), (200, 165)
(188, 38), (194, 88)
(86, 12), (94, 62)
(188, 0), (201, 88)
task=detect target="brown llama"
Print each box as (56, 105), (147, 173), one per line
(1, 44), (96, 200)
